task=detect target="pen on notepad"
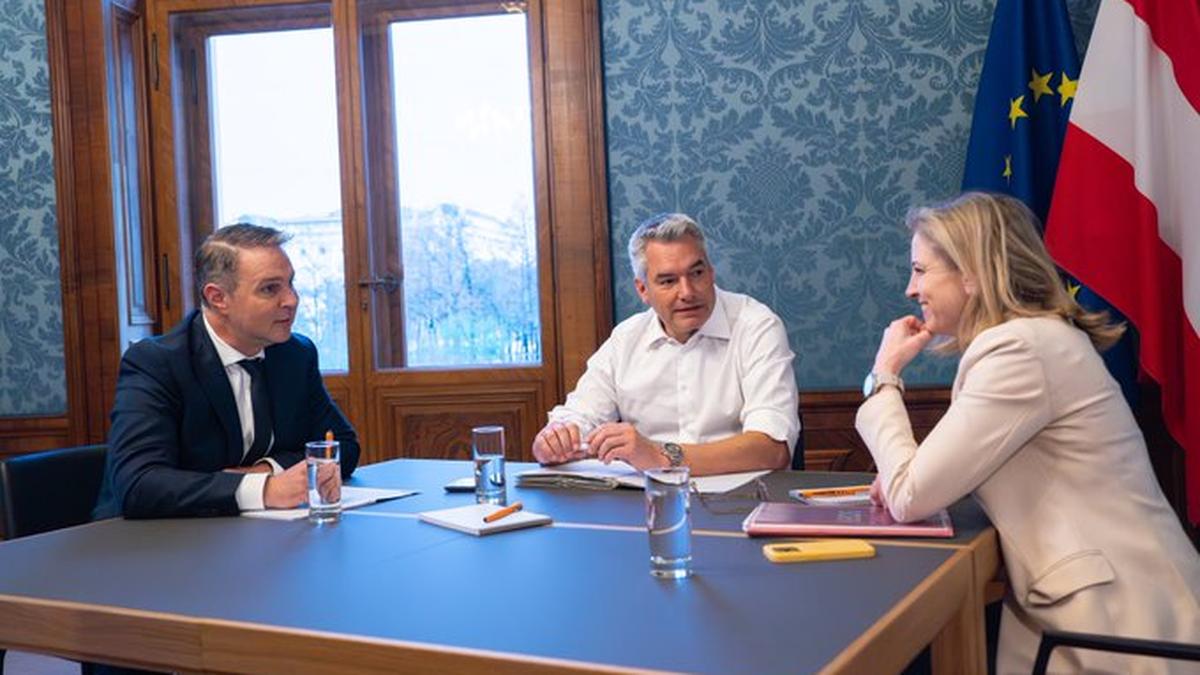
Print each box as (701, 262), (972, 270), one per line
(794, 485), (871, 498)
(483, 501), (523, 523)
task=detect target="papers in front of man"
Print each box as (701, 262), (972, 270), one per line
(517, 459), (644, 490)
(742, 502), (954, 538)
(516, 458), (769, 494)
(418, 503), (552, 536)
(241, 486), (417, 521)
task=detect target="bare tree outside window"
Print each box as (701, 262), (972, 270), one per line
(207, 14), (540, 372)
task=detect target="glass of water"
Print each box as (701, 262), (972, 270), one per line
(471, 425), (507, 505)
(305, 440), (341, 523)
(645, 466), (692, 579)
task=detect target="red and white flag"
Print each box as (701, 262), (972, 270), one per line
(1046, 0), (1200, 524)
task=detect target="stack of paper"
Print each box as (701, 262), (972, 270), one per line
(516, 459), (769, 494)
(517, 459), (643, 489)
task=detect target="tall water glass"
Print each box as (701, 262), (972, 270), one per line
(645, 466), (692, 579)
(305, 440), (341, 523)
(472, 425), (507, 505)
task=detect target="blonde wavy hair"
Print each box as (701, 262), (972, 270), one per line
(906, 191), (1125, 353)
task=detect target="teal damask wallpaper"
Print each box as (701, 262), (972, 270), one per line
(0, 0), (1101, 417)
(602, 0), (1098, 389)
(0, 0), (63, 415)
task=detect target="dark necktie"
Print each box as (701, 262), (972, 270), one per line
(237, 358), (273, 461)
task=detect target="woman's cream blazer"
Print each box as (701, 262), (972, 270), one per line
(857, 317), (1200, 674)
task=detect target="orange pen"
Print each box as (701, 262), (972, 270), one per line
(483, 501), (523, 523)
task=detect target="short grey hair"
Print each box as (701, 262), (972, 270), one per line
(627, 213), (707, 281)
(196, 223), (291, 307)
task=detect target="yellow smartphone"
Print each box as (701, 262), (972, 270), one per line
(762, 539), (876, 563)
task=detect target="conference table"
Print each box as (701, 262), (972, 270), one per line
(0, 459), (999, 674)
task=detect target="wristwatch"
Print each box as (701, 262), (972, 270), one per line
(660, 442), (685, 467)
(862, 371), (905, 399)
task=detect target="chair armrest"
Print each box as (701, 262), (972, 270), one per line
(1032, 629), (1200, 675)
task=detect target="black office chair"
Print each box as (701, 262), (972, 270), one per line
(0, 444), (107, 539)
(1032, 629), (1200, 675)
(0, 444), (108, 675)
(790, 409), (806, 470)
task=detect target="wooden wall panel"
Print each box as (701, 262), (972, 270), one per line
(800, 388), (951, 471)
(541, 0), (612, 396)
(322, 378), (354, 435)
(372, 384), (544, 465)
(0, 418), (71, 459)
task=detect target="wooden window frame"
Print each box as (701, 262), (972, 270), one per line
(356, 1), (549, 370)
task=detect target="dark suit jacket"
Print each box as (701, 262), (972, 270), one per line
(93, 311), (360, 519)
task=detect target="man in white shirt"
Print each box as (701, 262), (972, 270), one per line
(532, 213), (800, 475)
(93, 224), (358, 519)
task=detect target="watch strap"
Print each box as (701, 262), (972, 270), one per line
(864, 372), (905, 399)
(661, 442), (685, 467)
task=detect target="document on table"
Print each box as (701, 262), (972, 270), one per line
(516, 459), (768, 494)
(241, 486), (417, 521)
(418, 503), (551, 536)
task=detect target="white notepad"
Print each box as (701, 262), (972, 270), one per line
(418, 503), (551, 536)
(241, 486), (417, 521)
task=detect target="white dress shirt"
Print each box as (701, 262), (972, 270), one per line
(202, 313), (282, 511)
(549, 288), (800, 455)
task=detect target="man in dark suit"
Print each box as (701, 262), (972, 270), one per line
(94, 224), (359, 519)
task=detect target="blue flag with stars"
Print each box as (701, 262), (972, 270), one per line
(962, 0), (1139, 406)
(963, 0), (1078, 222)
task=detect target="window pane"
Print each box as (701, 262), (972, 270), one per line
(390, 14), (540, 367)
(209, 28), (349, 372)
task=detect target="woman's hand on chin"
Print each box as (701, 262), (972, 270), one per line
(873, 315), (934, 375)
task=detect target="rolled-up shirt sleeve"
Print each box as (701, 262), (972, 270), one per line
(737, 312), (801, 453)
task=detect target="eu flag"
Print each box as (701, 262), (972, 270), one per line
(962, 0), (1138, 406)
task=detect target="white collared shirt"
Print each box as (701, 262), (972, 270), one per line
(202, 312), (281, 511)
(549, 288), (800, 454)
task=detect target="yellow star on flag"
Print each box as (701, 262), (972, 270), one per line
(1008, 95), (1028, 128)
(1003, 155), (1013, 183)
(1067, 281), (1081, 299)
(1028, 69), (1053, 103)
(1058, 73), (1077, 107)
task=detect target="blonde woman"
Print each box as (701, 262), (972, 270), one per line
(857, 192), (1200, 674)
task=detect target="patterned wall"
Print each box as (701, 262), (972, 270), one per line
(601, 0), (1099, 389)
(0, 0), (1102, 418)
(0, 0), (64, 415)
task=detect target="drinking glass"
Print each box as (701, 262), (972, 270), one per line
(645, 466), (692, 579)
(305, 440), (341, 523)
(472, 425), (507, 505)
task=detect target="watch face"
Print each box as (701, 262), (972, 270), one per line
(862, 373), (875, 398)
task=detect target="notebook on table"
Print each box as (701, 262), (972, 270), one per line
(242, 486), (417, 521)
(742, 502), (954, 538)
(418, 503), (552, 536)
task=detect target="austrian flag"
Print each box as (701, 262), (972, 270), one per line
(1046, 0), (1200, 523)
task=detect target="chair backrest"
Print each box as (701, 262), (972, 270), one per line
(0, 444), (108, 539)
(791, 408), (806, 470)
